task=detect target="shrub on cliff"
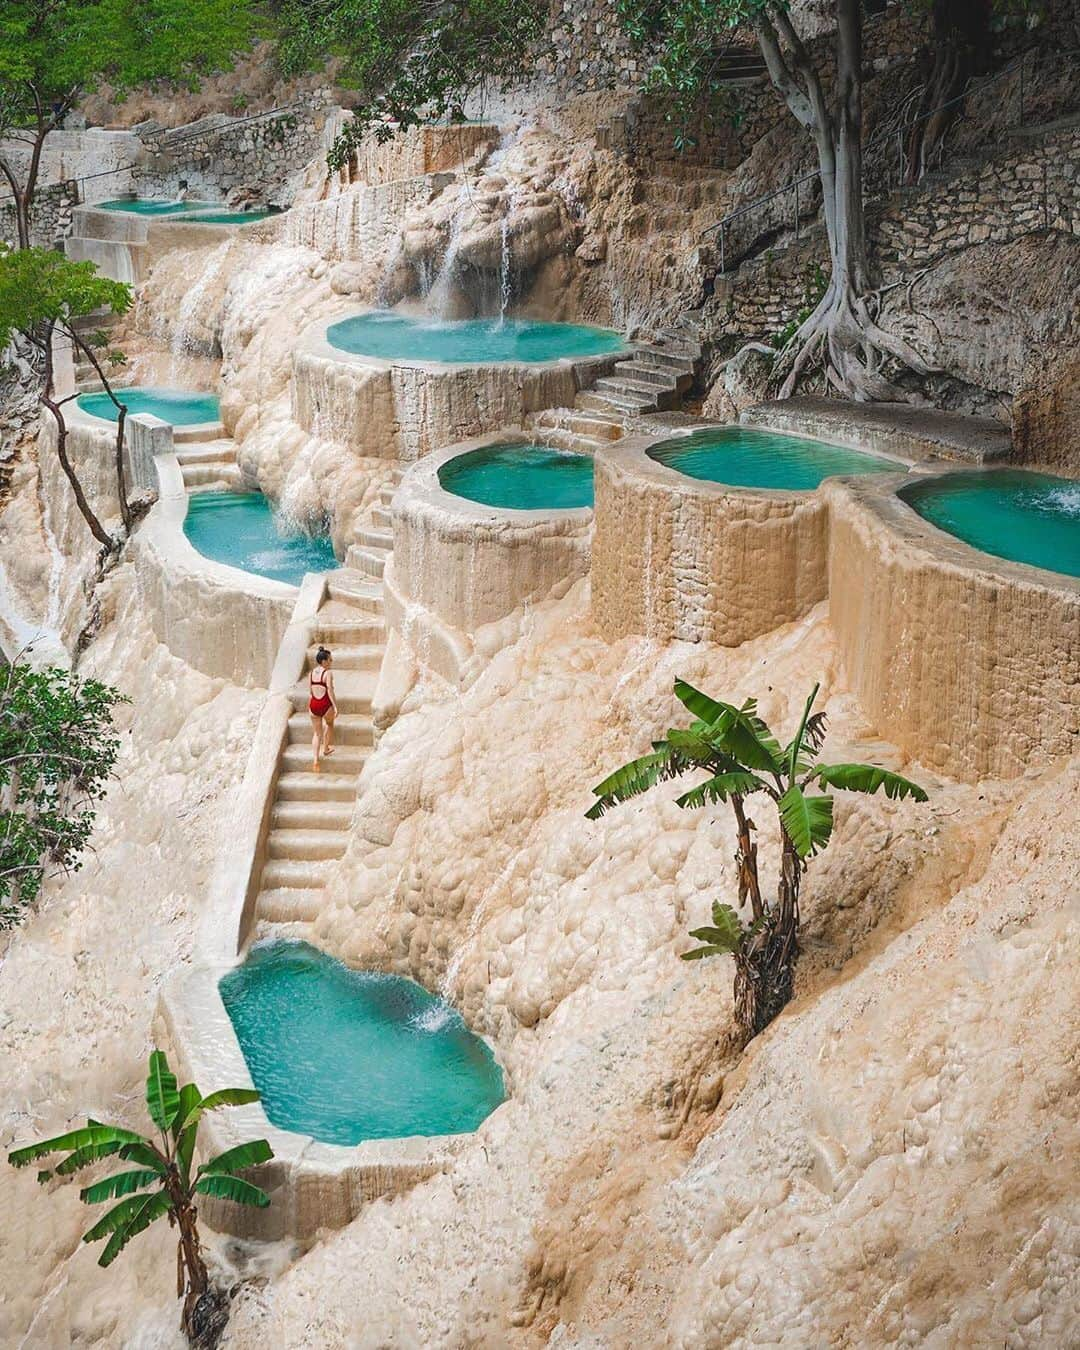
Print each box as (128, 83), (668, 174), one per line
(587, 680), (927, 1037)
(9, 1049), (272, 1346)
(0, 656), (125, 927)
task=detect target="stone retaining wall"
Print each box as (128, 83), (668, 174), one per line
(0, 182), (78, 248)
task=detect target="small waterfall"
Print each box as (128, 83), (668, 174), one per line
(169, 241), (230, 382)
(497, 215), (512, 326)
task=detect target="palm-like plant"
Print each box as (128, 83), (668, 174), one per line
(587, 681), (928, 1037)
(8, 1051), (273, 1342)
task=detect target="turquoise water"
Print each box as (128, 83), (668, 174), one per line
(219, 941), (506, 1146)
(184, 492), (338, 585)
(94, 198), (277, 225)
(325, 311), (627, 364)
(77, 386), (220, 426)
(647, 427), (896, 490)
(900, 469), (1080, 578)
(96, 197), (220, 215)
(439, 443), (594, 509)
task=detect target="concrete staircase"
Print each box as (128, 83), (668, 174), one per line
(528, 406), (626, 454)
(255, 567), (387, 924)
(576, 316), (703, 420)
(344, 467), (404, 580)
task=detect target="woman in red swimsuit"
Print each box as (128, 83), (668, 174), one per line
(309, 647), (337, 772)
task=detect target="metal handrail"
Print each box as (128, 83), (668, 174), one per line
(702, 45), (1075, 274)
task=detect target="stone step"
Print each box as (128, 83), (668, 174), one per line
(613, 360), (676, 389)
(344, 546), (387, 579)
(576, 390), (647, 416)
(272, 800), (354, 831)
(312, 617), (384, 644)
(531, 408), (624, 440)
(260, 857), (336, 890)
(256, 888), (324, 923)
(175, 442), (237, 466)
(356, 525), (393, 551)
(378, 485), (398, 506)
(281, 743), (368, 774)
(633, 347), (697, 375)
(268, 828), (350, 861)
(182, 463), (242, 488)
(287, 712), (374, 744)
(655, 330), (703, 357)
(174, 422), (226, 443)
(592, 378), (665, 408)
(275, 772), (359, 802)
(325, 575), (384, 612)
(306, 641), (383, 670)
(371, 506), (394, 530)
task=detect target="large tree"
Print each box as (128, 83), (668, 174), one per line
(276, 0), (546, 166)
(0, 0), (257, 248)
(0, 246), (133, 546)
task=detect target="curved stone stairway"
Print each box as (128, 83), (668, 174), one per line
(175, 437), (241, 489)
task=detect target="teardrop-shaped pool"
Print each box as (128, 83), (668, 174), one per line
(219, 941), (505, 1146)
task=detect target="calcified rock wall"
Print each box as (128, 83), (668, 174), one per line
(351, 123), (501, 185)
(389, 440), (592, 670)
(591, 437), (829, 646)
(291, 332), (618, 462)
(285, 173), (453, 266)
(825, 476), (1080, 780)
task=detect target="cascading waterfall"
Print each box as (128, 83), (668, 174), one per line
(168, 241), (230, 381)
(498, 214), (512, 326)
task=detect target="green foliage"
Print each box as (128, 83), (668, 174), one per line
(772, 263), (828, 351)
(276, 0), (546, 165)
(0, 246), (131, 350)
(0, 658), (126, 927)
(0, 0), (258, 134)
(8, 1051), (272, 1277)
(587, 680), (928, 988)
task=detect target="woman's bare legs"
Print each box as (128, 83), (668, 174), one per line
(311, 713), (323, 772)
(322, 707), (336, 757)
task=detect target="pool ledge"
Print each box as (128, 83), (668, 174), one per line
(156, 961), (469, 1240)
(132, 455), (299, 687)
(386, 432), (593, 683)
(291, 311), (627, 461)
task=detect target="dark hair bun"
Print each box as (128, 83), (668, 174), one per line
(316, 647), (331, 664)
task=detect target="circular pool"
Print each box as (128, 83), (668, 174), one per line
(78, 386), (220, 427)
(439, 442), (594, 510)
(647, 426), (896, 490)
(324, 311), (627, 364)
(900, 469), (1080, 578)
(219, 940), (505, 1146)
(183, 491), (337, 585)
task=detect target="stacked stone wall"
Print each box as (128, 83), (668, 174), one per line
(0, 182), (78, 248)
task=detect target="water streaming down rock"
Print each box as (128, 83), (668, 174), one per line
(168, 241), (231, 382)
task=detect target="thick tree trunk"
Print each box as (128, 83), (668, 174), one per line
(757, 0), (936, 401)
(905, 0), (992, 184)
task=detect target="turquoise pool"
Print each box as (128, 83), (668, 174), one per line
(325, 312), (627, 364)
(647, 427), (896, 490)
(219, 941), (505, 1146)
(439, 443), (594, 510)
(94, 198), (278, 225)
(78, 386), (220, 427)
(900, 469), (1080, 578)
(184, 491), (338, 585)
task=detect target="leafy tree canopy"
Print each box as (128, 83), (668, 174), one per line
(0, 246), (132, 347)
(276, 0), (546, 164)
(0, 0), (259, 130)
(0, 658), (126, 927)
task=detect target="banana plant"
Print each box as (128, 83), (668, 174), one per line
(8, 1050), (273, 1342)
(587, 681), (927, 1036)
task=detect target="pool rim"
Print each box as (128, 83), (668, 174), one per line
(639, 419), (912, 497)
(304, 306), (633, 374)
(436, 436), (598, 514)
(891, 464), (1080, 588)
(73, 384), (224, 437)
(79, 198), (281, 232)
(181, 485), (341, 589)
